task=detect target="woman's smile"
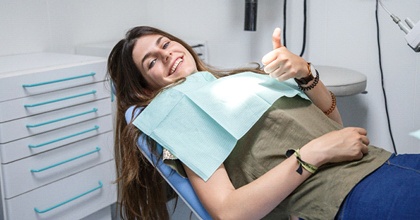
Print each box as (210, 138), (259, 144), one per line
(170, 57), (183, 76)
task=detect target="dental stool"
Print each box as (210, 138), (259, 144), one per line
(317, 65), (367, 96)
(125, 106), (212, 220)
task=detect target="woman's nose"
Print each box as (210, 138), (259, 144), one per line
(161, 50), (172, 62)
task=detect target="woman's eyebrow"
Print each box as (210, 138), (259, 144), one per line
(141, 36), (164, 68)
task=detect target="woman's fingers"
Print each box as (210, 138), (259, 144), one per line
(346, 127), (370, 159)
(262, 27), (287, 78)
(262, 28), (283, 66)
(262, 50), (295, 80)
(263, 60), (290, 80)
(361, 143), (369, 154)
(353, 127), (367, 136)
(271, 27), (283, 49)
(261, 48), (307, 80)
(262, 51), (279, 70)
(306, 127), (372, 164)
(352, 127), (370, 154)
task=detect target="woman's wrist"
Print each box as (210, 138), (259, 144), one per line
(286, 149), (318, 174)
(298, 145), (327, 168)
(294, 62), (314, 84)
(295, 69), (319, 91)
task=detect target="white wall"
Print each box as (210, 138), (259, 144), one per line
(0, 0), (147, 55)
(1, 0), (419, 154)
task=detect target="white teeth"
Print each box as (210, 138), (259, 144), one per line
(171, 58), (183, 74)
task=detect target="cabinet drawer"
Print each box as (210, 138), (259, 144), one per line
(4, 160), (117, 220)
(0, 81), (110, 123)
(0, 57), (106, 102)
(1, 132), (114, 199)
(0, 98), (111, 143)
(0, 115), (113, 163)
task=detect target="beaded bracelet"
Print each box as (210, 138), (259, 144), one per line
(295, 69), (320, 91)
(324, 91), (336, 116)
(286, 149), (318, 175)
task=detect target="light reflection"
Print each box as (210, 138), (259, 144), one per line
(209, 75), (266, 110)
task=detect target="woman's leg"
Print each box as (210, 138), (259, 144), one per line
(336, 154), (420, 219)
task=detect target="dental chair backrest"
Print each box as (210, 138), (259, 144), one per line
(124, 106), (212, 220)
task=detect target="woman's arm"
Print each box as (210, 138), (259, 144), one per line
(185, 127), (369, 219)
(184, 155), (312, 220)
(262, 28), (342, 125)
(300, 76), (342, 125)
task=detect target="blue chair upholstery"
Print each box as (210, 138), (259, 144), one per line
(125, 106), (212, 220)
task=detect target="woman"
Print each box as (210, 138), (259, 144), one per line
(107, 26), (419, 220)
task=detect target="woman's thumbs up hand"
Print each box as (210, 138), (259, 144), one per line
(261, 28), (309, 81)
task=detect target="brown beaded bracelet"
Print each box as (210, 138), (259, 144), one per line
(324, 91), (336, 116)
(295, 69), (319, 91)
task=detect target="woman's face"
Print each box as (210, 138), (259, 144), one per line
(132, 34), (198, 90)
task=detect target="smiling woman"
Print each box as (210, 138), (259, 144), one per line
(107, 26), (264, 219)
(107, 26), (420, 220)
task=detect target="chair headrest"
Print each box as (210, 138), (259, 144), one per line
(125, 106), (144, 124)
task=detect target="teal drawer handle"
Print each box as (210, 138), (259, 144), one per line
(24, 90), (97, 108)
(34, 181), (103, 214)
(28, 125), (99, 149)
(26, 108), (98, 128)
(30, 147), (101, 173)
(22, 72), (96, 88)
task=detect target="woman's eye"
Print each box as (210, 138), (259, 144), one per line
(163, 42), (170, 49)
(148, 59), (156, 69)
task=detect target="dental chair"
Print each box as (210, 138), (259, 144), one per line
(125, 106), (212, 220)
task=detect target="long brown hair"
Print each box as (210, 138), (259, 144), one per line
(107, 26), (263, 220)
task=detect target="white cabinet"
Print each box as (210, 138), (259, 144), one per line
(0, 53), (116, 220)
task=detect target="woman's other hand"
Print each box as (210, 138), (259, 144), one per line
(261, 28), (308, 81)
(300, 127), (370, 167)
